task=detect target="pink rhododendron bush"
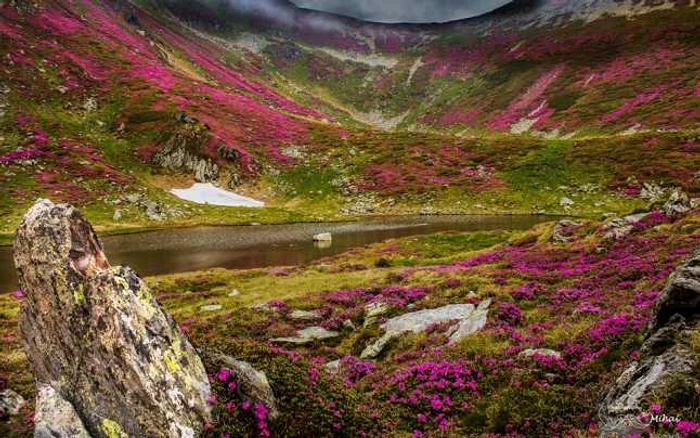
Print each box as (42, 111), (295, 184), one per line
(128, 211), (700, 436)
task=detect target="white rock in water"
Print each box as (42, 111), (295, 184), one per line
(313, 232), (332, 242)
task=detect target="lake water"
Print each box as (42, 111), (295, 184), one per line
(0, 215), (552, 293)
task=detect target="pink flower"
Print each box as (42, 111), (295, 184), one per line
(206, 393), (216, 405)
(216, 368), (232, 382)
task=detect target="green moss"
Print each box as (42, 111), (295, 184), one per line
(98, 419), (128, 438)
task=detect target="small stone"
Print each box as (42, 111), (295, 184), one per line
(289, 309), (322, 321)
(559, 197), (574, 207)
(200, 304), (223, 312)
(519, 348), (562, 360)
(229, 289), (240, 297)
(113, 209), (122, 221)
(271, 327), (340, 345)
(0, 389), (25, 419)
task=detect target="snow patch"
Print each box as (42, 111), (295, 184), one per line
(170, 183), (265, 207)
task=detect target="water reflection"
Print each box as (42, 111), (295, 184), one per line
(0, 215), (552, 292)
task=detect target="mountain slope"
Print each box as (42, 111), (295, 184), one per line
(0, 0), (698, 239)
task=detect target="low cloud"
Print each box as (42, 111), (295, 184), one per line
(289, 0), (514, 23)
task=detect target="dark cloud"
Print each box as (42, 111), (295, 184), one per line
(289, 0), (514, 23)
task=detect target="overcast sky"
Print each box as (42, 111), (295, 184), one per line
(289, 0), (514, 23)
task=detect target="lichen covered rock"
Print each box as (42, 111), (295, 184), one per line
(14, 200), (211, 438)
(599, 246), (700, 436)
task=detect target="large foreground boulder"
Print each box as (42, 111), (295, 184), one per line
(14, 200), (211, 437)
(599, 247), (700, 436)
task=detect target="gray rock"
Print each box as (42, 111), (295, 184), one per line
(0, 388), (24, 419)
(552, 219), (581, 243)
(153, 132), (219, 183)
(602, 213), (649, 240)
(363, 301), (390, 327)
(34, 384), (90, 438)
(112, 209), (122, 221)
(650, 246), (700, 330)
(200, 304), (223, 312)
(640, 182), (666, 202)
(14, 200), (211, 438)
(229, 289), (240, 297)
(217, 355), (279, 420)
(599, 247), (700, 437)
(272, 326), (340, 345)
(662, 189), (691, 216)
(324, 359), (341, 374)
(446, 300), (491, 344)
(559, 197), (574, 207)
(361, 300), (490, 359)
(289, 309), (322, 321)
(83, 97), (97, 112)
(519, 348), (562, 360)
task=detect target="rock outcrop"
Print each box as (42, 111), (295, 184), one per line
(153, 130), (219, 183)
(599, 247), (699, 436)
(361, 300), (490, 359)
(14, 200), (211, 438)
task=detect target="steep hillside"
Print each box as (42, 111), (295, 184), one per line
(0, 0), (698, 241)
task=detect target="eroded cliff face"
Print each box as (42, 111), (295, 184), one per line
(13, 200), (211, 438)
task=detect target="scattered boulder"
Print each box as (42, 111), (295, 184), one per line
(271, 327), (340, 345)
(363, 301), (391, 327)
(662, 189), (691, 216)
(200, 304), (223, 312)
(599, 247), (699, 436)
(289, 309), (323, 322)
(361, 300), (491, 359)
(640, 183), (666, 203)
(112, 209), (122, 221)
(14, 200), (211, 437)
(519, 348), (562, 360)
(602, 213), (649, 240)
(216, 355), (279, 420)
(0, 388), (24, 419)
(559, 197), (574, 207)
(552, 219), (581, 243)
(83, 97), (97, 112)
(313, 232), (332, 242)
